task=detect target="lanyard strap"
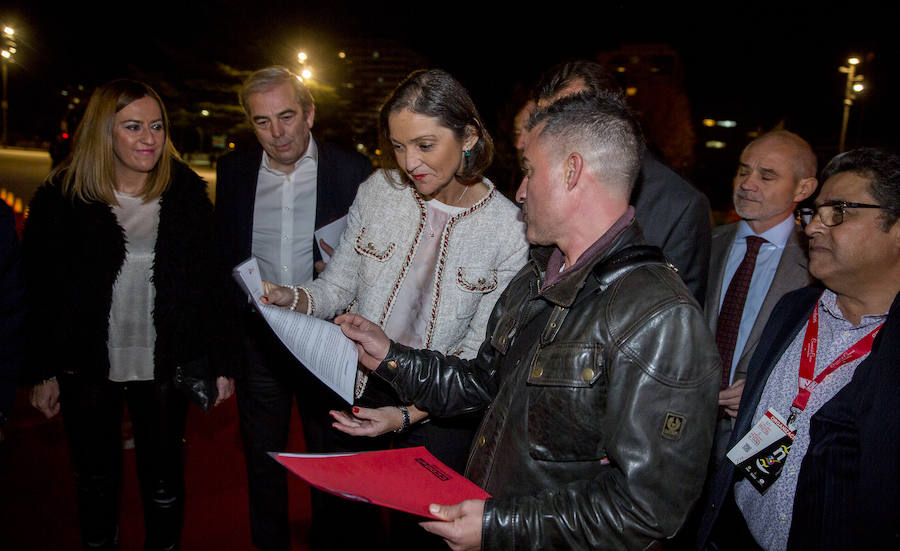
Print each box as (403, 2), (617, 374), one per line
(793, 299), (883, 412)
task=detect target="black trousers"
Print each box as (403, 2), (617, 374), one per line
(237, 314), (388, 551)
(59, 374), (188, 551)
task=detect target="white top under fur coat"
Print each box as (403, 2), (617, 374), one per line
(299, 169), (529, 360)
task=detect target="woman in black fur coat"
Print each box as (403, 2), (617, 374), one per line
(23, 79), (234, 551)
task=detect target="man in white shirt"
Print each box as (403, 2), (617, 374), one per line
(215, 66), (372, 551)
(704, 130), (818, 459)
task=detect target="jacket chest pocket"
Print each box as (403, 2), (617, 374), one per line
(526, 343), (607, 462)
(353, 226), (395, 286)
(455, 267), (498, 319)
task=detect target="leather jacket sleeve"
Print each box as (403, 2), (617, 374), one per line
(374, 337), (499, 418)
(372, 275), (520, 416)
(481, 290), (720, 550)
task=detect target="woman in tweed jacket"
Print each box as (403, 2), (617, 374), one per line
(262, 70), (528, 471)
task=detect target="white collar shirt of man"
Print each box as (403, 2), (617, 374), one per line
(251, 136), (318, 286)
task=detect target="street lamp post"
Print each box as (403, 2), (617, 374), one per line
(838, 56), (865, 153)
(1, 25), (15, 147)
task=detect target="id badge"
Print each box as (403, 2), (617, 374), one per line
(727, 408), (795, 494)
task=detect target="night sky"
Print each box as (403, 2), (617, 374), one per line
(3, 1), (898, 168)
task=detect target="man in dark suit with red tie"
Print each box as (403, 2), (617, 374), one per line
(704, 131), (818, 460)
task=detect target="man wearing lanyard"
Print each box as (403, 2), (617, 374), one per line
(698, 147), (900, 550)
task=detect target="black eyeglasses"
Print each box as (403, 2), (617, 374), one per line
(796, 200), (895, 228)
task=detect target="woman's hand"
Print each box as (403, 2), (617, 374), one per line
(260, 280), (307, 312)
(329, 406), (403, 437)
(31, 378), (61, 419)
(214, 376), (234, 407)
(330, 405), (429, 437)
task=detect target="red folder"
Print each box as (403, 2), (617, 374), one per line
(272, 446), (491, 519)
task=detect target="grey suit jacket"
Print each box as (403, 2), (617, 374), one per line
(704, 221), (813, 382)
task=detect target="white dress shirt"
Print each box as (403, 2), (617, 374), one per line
(251, 137), (318, 286)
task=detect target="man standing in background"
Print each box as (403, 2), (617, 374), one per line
(705, 130), (817, 459)
(215, 66), (373, 551)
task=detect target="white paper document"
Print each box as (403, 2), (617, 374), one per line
(233, 257), (358, 404)
(314, 215), (347, 264)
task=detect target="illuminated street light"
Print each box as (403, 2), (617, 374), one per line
(1, 24), (14, 146)
(301, 68), (312, 80)
(298, 51), (308, 63)
(838, 55), (865, 152)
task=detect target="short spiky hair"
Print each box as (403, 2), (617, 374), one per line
(821, 147), (900, 230)
(528, 91), (644, 196)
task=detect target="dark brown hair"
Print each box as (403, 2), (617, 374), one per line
(378, 69), (493, 183)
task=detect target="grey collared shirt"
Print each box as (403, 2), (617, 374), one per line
(735, 289), (887, 550)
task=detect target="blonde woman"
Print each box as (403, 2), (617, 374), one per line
(24, 79), (233, 550)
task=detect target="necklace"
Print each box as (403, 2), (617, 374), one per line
(454, 184), (468, 206)
(428, 185), (469, 238)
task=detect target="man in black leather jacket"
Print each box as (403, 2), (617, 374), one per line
(534, 59), (712, 306)
(336, 93), (720, 550)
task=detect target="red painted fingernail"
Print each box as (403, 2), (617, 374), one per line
(352, 407), (360, 414)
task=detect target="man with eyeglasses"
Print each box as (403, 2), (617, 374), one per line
(698, 147), (900, 550)
(705, 130), (818, 462)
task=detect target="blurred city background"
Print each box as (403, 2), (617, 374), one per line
(2, 3), (897, 549)
(1, 1), (897, 225)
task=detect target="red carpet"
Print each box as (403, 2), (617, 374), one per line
(0, 387), (313, 550)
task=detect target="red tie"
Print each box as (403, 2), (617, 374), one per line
(716, 235), (766, 390)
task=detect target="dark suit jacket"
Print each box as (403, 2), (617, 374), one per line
(215, 140), (372, 310)
(0, 200), (24, 423)
(698, 286), (900, 550)
(705, 221), (813, 383)
(634, 153), (712, 305)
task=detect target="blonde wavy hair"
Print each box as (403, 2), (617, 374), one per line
(53, 79), (180, 204)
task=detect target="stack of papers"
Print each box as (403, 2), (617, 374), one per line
(233, 257), (358, 403)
